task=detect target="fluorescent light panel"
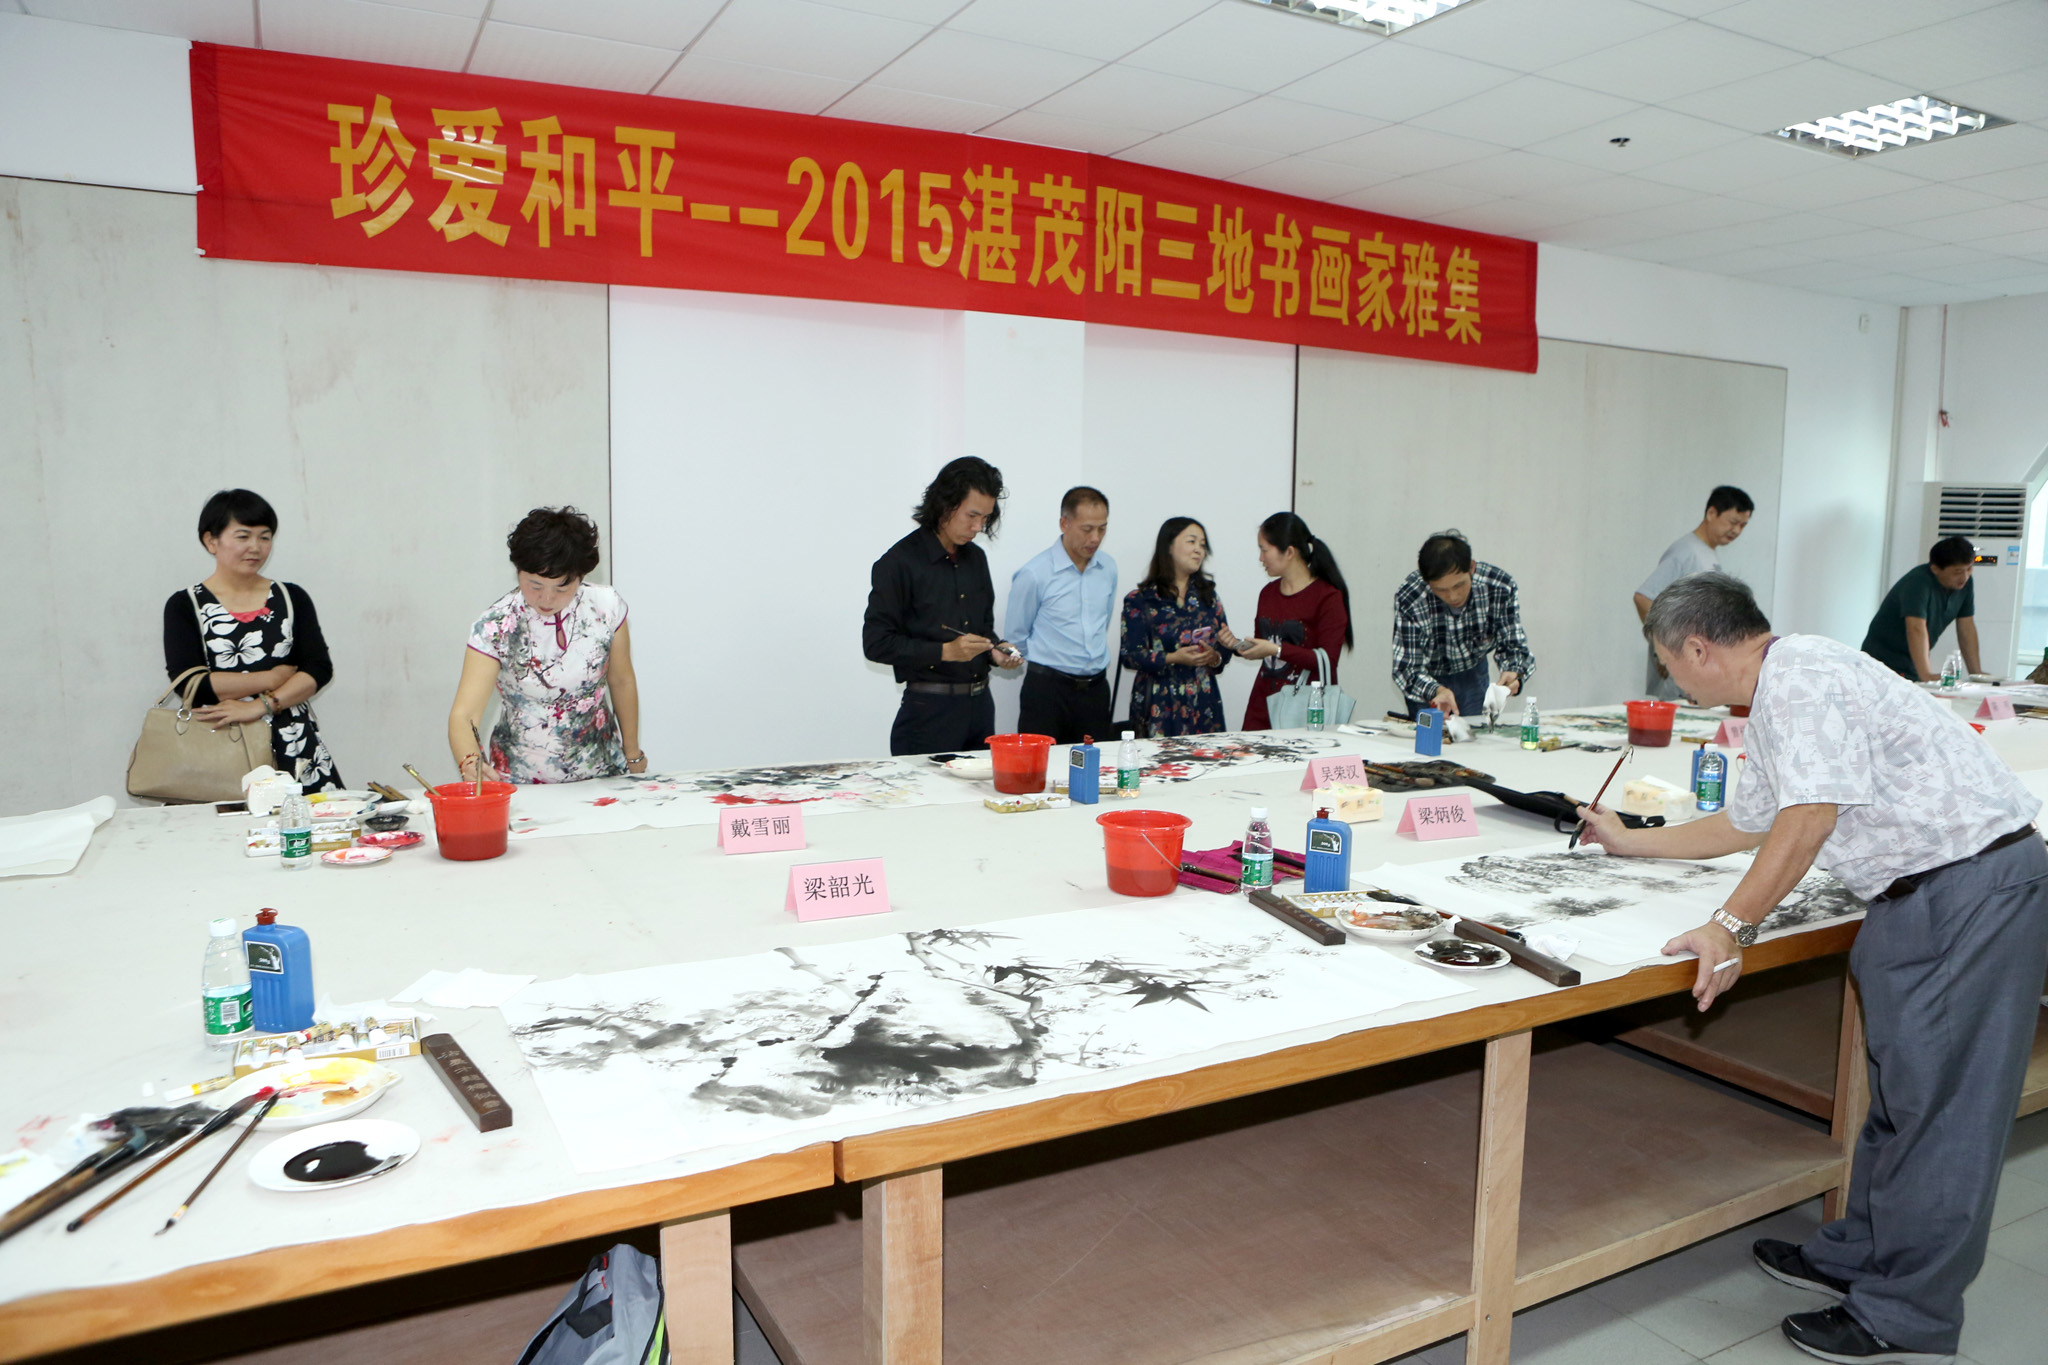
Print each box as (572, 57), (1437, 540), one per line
(1774, 95), (2009, 159)
(1240, 0), (1476, 38)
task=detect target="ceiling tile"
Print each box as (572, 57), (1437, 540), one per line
(258, 0), (480, 71)
(1512, 173), (1697, 216)
(1418, 150), (1611, 197)
(1879, 124), (2048, 184)
(1862, 243), (2013, 275)
(1399, 0), (1685, 72)
(1173, 96), (1382, 157)
(1664, 212), (1858, 250)
(1627, 134), (1815, 192)
(1913, 255), (2048, 284)
(468, 22), (679, 94)
(1314, 123), (1504, 176)
(691, 0), (929, 83)
(1227, 155), (1390, 201)
(1934, 67), (2048, 126)
(1581, 192), (1778, 236)
(1800, 225), (1941, 258)
(814, 0), (967, 20)
(1116, 130), (1279, 180)
(1520, 105), (1749, 170)
(1635, 0), (1746, 14)
(326, 0), (483, 15)
(1278, 42), (1520, 123)
(1674, 244), (1826, 274)
(1906, 200), (2048, 244)
(1663, 59), (1909, 134)
(1543, 20), (1805, 104)
(827, 83), (1011, 134)
(1963, 225), (2048, 259)
(1030, 63), (1250, 133)
(1121, 0), (1374, 93)
(26, 0), (253, 42)
(1740, 259), (1882, 289)
(977, 110), (1153, 155)
(1434, 199), (1591, 235)
(1823, 184), (2008, 228)
(1409, 76), (1641, 149)
(1730, 158), (1928, 210)
(868, 28), (1100, 107)
(1950, 164), (2048, 204)
(1699, 0), (2009, 58)
(653, 53), (856, 115)
(1973, 272), (2048, 296)
(946, 0), (1218, 63)
(1332, 177), (1498, 220)
(1833, 1), (2048, 92)
(488, 0), (723, 49)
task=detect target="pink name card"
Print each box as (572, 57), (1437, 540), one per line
(786, 858), (890, 921)
(1714, 718), (1749, 747)
(1396, 793), (1478, 841)
(719, 806), (806, 854)
(1300, 755), (1368, 790)
(1977, 696), (2016, 721)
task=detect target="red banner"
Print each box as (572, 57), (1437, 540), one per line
(192, 44), (1536, 372)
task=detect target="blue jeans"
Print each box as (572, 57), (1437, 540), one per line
(1410, 661), (1489, 719)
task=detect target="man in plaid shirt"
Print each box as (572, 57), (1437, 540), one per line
(1393, 532), (1535, 717)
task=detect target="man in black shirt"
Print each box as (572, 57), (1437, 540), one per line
(864, 457), (1022, 755)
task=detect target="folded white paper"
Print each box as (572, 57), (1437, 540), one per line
(0, 796), (116, 878)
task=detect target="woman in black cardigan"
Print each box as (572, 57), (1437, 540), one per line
(163, 489), (342, 790)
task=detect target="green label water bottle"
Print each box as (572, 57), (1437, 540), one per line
(1519, 695), (1540, 750)
(202, 916), (254, 1052)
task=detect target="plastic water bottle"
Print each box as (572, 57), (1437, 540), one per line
(1520, 695), (1540, 750)
(1940, 651), (1963, 688)
(278, 791), (313, 871)
(1695, 745), (1727, 814)
(1116, 731), (1140, 798)
(202, 917), (254, 1053)
(1241, 807), (1274, 891)
(1307, 680), (1326, 731)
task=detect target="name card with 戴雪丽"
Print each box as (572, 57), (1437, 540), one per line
(718, 806), (806, 854)
(1299, 755), (1367, 791)
(1397, 793), (1477, 842)
(786, 858), (890, 921)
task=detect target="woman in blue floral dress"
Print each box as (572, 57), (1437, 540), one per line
(1119, 518), (1231, 737)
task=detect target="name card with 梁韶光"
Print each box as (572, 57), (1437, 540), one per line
(786, 859), (890, 921)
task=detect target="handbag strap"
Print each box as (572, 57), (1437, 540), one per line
(155, 666), (211, 710)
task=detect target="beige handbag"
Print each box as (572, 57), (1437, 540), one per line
(129, 589), (278, 802)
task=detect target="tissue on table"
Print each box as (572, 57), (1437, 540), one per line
(1444, 714), (1475, 744)
(1482, 682), (1512, 726)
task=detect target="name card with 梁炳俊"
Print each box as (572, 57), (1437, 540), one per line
(1977, 696), (2015, 721)
(1396, 793), (1478, 842)
(718, 806), (806, 854)
(786, 858), (890, 921)
(1299, 755), (1368, 791)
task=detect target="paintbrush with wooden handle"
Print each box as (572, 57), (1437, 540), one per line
(66, 1088), (274, 1232)
(157, 1089), (284, 1235)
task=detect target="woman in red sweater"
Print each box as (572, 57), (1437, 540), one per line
(1220, 512), (1353, 730)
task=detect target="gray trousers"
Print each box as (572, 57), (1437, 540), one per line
(1803, 833), (2048, 1352)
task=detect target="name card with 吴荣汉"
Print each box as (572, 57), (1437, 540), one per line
(1977, 696), (2016, 721)
(718, 806), (806, 854)
(1299, 755), (1368, 791)
(786, 858), (890, 921)
(1714, 717), (1749, 747)
(1396, 793), (1478, 842)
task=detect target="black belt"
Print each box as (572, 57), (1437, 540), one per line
(1873, 823), (2038, 902)
(1029, 663), (1106, 687)
(904, 680), (986, 697)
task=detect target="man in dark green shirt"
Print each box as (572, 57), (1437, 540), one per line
(1861, 536), (1981, 681)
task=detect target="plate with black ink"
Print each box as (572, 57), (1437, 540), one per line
(248, 1119), (420, 1193)
(1412, 939), (1511, 972)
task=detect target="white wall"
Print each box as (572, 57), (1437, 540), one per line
(0, 14), (194, 194)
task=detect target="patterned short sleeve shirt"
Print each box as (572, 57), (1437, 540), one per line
(1727, 634), (2037, 898)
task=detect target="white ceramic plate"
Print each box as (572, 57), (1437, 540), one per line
(1336, 906), (1445, 943)
(1412, 939), (1511, 972)
(937, 756), (995, 782)
(321, 846), (390, 867)
(248, 1119), (419, 1193)
(217, 1056), (401, 1128)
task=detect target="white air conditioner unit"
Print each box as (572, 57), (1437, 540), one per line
(1919, 483), (2028, 674)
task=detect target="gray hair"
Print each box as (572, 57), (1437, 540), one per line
(1643, 572), (1771, 650)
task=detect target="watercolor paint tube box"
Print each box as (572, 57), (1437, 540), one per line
(230, 1014), (423, 1076)
(983, 793), (1072, 814)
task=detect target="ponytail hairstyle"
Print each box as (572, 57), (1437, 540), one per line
(1258, 511), (1354, 650)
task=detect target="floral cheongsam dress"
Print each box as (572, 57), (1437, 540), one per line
(467, 584), (629, 784)
(1120, 585), (1230, 738)
(168, 584), (343, 792)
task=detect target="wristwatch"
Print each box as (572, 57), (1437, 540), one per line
(1710, 907), (1759, 947)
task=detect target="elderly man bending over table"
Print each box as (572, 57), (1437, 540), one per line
(1577, 572), (2046, 1365)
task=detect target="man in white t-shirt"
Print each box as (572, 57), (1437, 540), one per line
(1633, 486), (1754, 699)
(1581, 573), (2045, 1365)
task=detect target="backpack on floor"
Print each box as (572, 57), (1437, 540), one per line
(514, 1244), (670, 1365)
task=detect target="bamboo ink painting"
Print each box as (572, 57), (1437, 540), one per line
(499, 901), (1472, 1172)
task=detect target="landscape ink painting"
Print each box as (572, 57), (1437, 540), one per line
(499, 901), (1471, 1172)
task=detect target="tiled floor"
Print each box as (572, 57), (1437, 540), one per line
(734, 1109), (2048, 1365)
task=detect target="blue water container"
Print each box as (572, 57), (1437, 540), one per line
(243, 908), (315, 1033)
(1304, 808), (1352, 893)
(1068, 736), (1101, 805)
(1415, 708), (1444, 757)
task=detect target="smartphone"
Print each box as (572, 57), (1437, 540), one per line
(214, 800), (249, 816)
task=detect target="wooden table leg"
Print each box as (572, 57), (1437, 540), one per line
(864, 1166), (944, 1365)
(1467, 1031), (1532, 1365)
(661, 1208), (734, 1365)
(1824, 971), (1869, 1223)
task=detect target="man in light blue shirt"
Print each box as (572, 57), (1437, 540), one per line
(1007, 487), (1117, 744)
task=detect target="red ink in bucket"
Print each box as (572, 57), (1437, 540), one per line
(1625, 699), (1678, 748)
(430, 782), (514, 861)
(1097, 809), (1193, 898)
(988, 733), (1055, 794)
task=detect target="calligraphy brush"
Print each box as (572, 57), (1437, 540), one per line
(156, 1089), (283, 1235)
(939, 623), (1019, 658)
(1568, 745), (1633, 851)
(402, 763), (438, 796)
(467, 722), (486, 796)
(66, 1088), (273, 1232)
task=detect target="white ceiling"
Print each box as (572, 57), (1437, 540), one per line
(15, 0), (2048, 306)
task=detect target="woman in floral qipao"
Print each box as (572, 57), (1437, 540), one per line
(162, 489), (343, 791)
(448, 507), (645, 785)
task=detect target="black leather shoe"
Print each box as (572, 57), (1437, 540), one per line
(1782, 1306), (1955, 1364)
(1754, 1238), (1851, 1297)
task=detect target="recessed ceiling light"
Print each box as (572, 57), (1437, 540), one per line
(1238, 0), (1478, 38)
(1773, 95), (2009, 159)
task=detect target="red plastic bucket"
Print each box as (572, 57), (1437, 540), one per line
(1096, 809), (1193, 898)
(1625, 699), (1679, 747)
(429, 782), (514, 861)
(988, 733), (1055, 794)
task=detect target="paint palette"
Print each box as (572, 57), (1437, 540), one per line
(248, 1119), (419, 1193)
(218, 1056), (402, 1129)
(1413, 939), (1511, 972)
(356, 830), (424, 850)
(1335, 905), (1445, 943)
(933, 754), (995, 782)
(322, 846), (391, 867)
